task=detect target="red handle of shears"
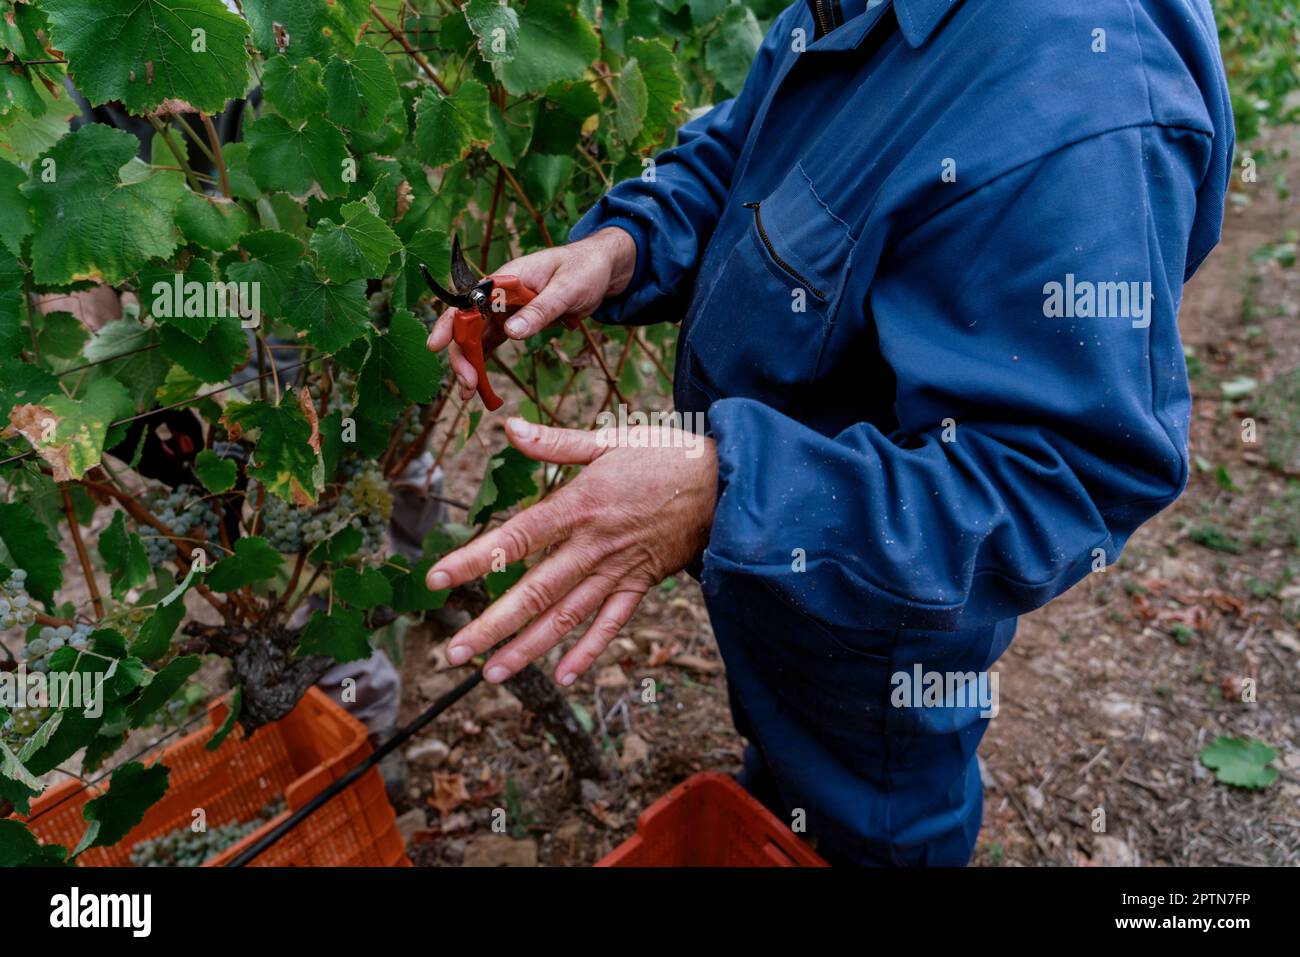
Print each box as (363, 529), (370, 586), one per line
(451, 275), (582, 412)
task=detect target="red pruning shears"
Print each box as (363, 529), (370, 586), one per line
(420, 235), (579, 412)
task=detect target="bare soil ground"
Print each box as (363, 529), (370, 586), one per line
(393, 131), (1300, 867)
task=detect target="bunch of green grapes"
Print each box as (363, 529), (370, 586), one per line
(1, 705), (49, 741)
(0, 568), (36, 631)
(129, 798), (287, 867)
(20, 622), (93, 674)
(139, 484), (223, 564)
(255, 464), (393, 556)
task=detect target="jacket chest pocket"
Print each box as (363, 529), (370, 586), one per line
(684, 163), (855, 409)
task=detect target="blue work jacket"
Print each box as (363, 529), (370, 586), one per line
(571, 0), (1233, 863)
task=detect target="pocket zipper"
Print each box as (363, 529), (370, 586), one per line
(743, 201), (827, 301)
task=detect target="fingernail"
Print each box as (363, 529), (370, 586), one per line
(508, 417), (537, 440)
(559, 672), (577, 687)
(505, 317), (526, 337)
(484, 665), (510, 683)
(427, 570), (450, 590)
(446, 644), (471, 666)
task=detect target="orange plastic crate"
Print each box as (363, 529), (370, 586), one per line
(598, 771), (827, 867)
(22, 687), (410, 867)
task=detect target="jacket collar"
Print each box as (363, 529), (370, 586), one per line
(894, 0), (964, 47)
(809, 0), (963, 51)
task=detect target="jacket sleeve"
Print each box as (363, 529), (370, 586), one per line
(703, 123), (1224, 633)
(567, 5), (799, 325)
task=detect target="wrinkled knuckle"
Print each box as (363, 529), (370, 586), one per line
(499, 524), (534, 561)
(551, 605), (584, 635)
(514, 580), (553, 619)
(590, 615), (623, 644)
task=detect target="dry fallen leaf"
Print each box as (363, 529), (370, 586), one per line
(427, 771), (471, 818)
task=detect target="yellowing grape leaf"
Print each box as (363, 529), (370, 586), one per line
(21, 125), (184, 285)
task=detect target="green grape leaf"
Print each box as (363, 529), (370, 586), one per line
(141, 259), (221, 341)
(414, 80), (493, 167)
(0, 503), (62, 605)
(0, 773), (38, 819)
(687, 0), (727, 24)
(262, 55), (328, 123)
(158, 315), (247, 384)
(0, 158), (31, 257)
(223, 398), (323, 506)
(0, 246), (27, 357)
(43, 0), (250, 114)
(629, 37), (684, 149)
(245, 113), (350, 198)
(220, 141), (262, 201)
(82, 319), (170, 410)
(205, 535), (284, 592)
(380, 556), (449, 613)
(469, 445), (538, 524)
(127, 656), (201, 726)
(295, 607), (370, 662)
(333, 565), (393, 610)
(0, 82), (77, 166)
(614, 57), (649, 143)
(310, 526), (363, 564)
(519, 151), (574, 205)
(242, 0), (366, 64)
(7, 377), (134, 482)
(704, 4), (762, 99)
(309, 196), (402, 283)
(464, 0), (521, 65)
(194, 448), (238, 493)
(206, 685), (242, 751)
(175, 191), (251, 252)
(130, 594), (188, 661)
(485, 559), (527, 599)
(283, 263), (371, 352)
(356, 309), (445, 425)
(402, 227), (451, 308)
(226, 229), (305, 319)
(82, 731), (128, 775)
(0, 737), (41, 791)
(323, 44), (399, 134)
(0, 819), (69, 867)
(75, 761), (170, 854)
(98, 510), (151, 600)
(1199, 736), (1279, 790)
(36, 311), (88, 360)
(21, 124), (185, 285)
(495, 0), (600, 95)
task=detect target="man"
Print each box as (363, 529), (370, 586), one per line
(425, 0), (1233, 864)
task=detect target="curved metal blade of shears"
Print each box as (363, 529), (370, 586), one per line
(419, 261), (472, 310)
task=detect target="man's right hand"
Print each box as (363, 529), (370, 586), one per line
(426, 226), (638, 401)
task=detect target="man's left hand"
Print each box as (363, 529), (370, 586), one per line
(425, 418), (717, 686)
